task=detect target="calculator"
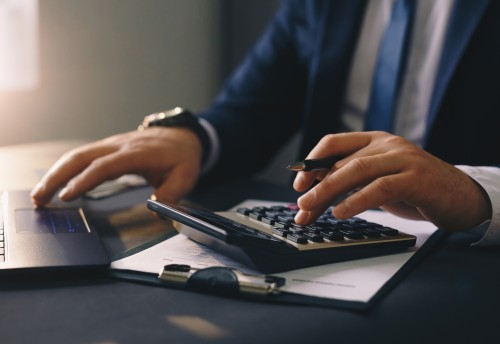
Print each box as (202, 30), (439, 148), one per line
(147, 200), (417, 273)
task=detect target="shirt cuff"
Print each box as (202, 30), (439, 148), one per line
(455, 165), (500, 247)
(198, 118), (220, 174)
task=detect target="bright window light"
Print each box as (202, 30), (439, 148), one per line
(0, 0), (38, 91)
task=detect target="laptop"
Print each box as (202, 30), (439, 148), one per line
(0, 190), (109, 274)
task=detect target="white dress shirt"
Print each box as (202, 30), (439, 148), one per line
(342, 0), (500, 245)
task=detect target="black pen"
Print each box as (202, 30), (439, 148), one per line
(286, 156), (340, 172)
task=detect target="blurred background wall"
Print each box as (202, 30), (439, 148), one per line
(0, 0), (280, 144)
(0, 0), (294, 182)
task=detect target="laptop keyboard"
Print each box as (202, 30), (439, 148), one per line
(236, 205), (401, 247)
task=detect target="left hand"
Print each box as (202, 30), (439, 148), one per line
(293, 131), (492, 231)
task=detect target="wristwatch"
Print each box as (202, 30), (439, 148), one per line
(138, 107), (210, 164)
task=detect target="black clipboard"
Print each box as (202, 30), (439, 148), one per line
(109, 229), (445, 311)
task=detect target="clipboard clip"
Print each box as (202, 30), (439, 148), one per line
(159, 264), (285, 297)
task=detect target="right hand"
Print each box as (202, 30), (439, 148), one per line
(31, 127), (203, 206)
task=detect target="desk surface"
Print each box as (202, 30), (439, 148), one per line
(1, 141), (499, 344)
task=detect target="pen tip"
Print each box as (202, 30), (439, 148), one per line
(286, 161), (305, 171)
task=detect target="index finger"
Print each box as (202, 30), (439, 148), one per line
(293, 132), (373, 192)
(31, 142), (117, 206)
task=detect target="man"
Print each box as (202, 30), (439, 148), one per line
(32, 0), (499, 244)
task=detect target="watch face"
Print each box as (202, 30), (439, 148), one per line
(139, 107), (194, 131)
(138, 107), (190, 130)
(157, 107), (185, 119)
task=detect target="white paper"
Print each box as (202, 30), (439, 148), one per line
(111, 200), (437, 303)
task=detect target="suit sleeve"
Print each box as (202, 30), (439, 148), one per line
(197, 0), (314, 183)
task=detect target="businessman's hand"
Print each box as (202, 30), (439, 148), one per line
(293, 132), (492, 231)
(31, 127), (202, 206)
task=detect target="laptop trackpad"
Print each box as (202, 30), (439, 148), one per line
(15, 208), (90, 234)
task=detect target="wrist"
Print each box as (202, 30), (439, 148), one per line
(139, 107), (211, 165)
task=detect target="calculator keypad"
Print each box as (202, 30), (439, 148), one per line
(236, 205), (399, 247)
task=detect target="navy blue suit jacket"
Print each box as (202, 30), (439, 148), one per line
(200, 0), (500, 182)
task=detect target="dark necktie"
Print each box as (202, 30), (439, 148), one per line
(364, 0), (415, 132)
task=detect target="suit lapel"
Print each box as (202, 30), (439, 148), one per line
(300, 0), (367, 157)
(425, 0), (490, 142)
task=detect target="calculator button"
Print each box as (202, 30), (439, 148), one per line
(269, 205), (288, 211)
(277, 215), (295, 224)
(303, 232), (324, 243)
(274, 222), (290, 229)
(288, 228), (307, 235)
(236, 207), (251, 215)
(260, 217), (276, 225)
(287, 234), (308, 244)
(251, 207), (267, 213)
(380, 227), (399, 236)
(359, 228), (382, 238)
(264, 211), (281, 219)
(320, 230), (344, 241)
(327, 219), (350, 225)
(249, 212), (262, 221)
(307, 223), (330, 231)
(338, 229), (364, 240)
(273, 227), (291, 238)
